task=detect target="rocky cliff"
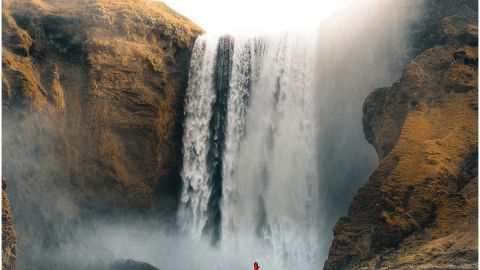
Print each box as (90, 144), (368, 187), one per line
(2, 0), (202, 266)
(2, 178), (17, 270)
(325, 0), (478, 269)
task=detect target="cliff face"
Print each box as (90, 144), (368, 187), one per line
(325, 1), (478, 269)
(2, 0), (202, 265)
(2, 178), (17, 270)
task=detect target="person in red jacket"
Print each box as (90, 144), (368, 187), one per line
(254, 262), (260, 270)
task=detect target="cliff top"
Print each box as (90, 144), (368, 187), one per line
(3, 0), (203, 44)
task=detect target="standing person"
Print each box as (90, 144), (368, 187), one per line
(254, 262), (260, 270)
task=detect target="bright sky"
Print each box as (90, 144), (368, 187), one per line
(159, 0), (352, 34)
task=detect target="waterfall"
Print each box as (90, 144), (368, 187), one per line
(178, 31), (321, 267)
(177, 35), (218, 239)
(177, 5), (410, 266)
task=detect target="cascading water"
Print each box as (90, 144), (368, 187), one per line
(178, 3), (411, 268)
(220, 32), (320, 264)
(177, 36), (219, 240)
(178, 31), (322, 267)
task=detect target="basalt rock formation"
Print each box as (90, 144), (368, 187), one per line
(2, 0), (202, 266)
(325, 0), (478, 269)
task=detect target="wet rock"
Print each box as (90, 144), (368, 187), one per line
(110, 259), (159, 270)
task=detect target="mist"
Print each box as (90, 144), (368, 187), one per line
(3, 1), (420, 269)
(313, 0), (420, 257)
(38, 218), (296, 270)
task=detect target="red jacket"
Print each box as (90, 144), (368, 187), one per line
(254, 262), (260, 270)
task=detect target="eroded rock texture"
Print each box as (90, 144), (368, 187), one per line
(325, 1), (478, 269)
(2, 0), (202, 266)
(2, 178), (17, 270)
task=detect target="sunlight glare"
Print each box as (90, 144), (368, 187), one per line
(159, 0), (352, 34)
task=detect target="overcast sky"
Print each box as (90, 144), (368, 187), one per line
(159, 0), (352, 34)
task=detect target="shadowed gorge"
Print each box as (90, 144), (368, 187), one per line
(1, 0), (478, 269)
